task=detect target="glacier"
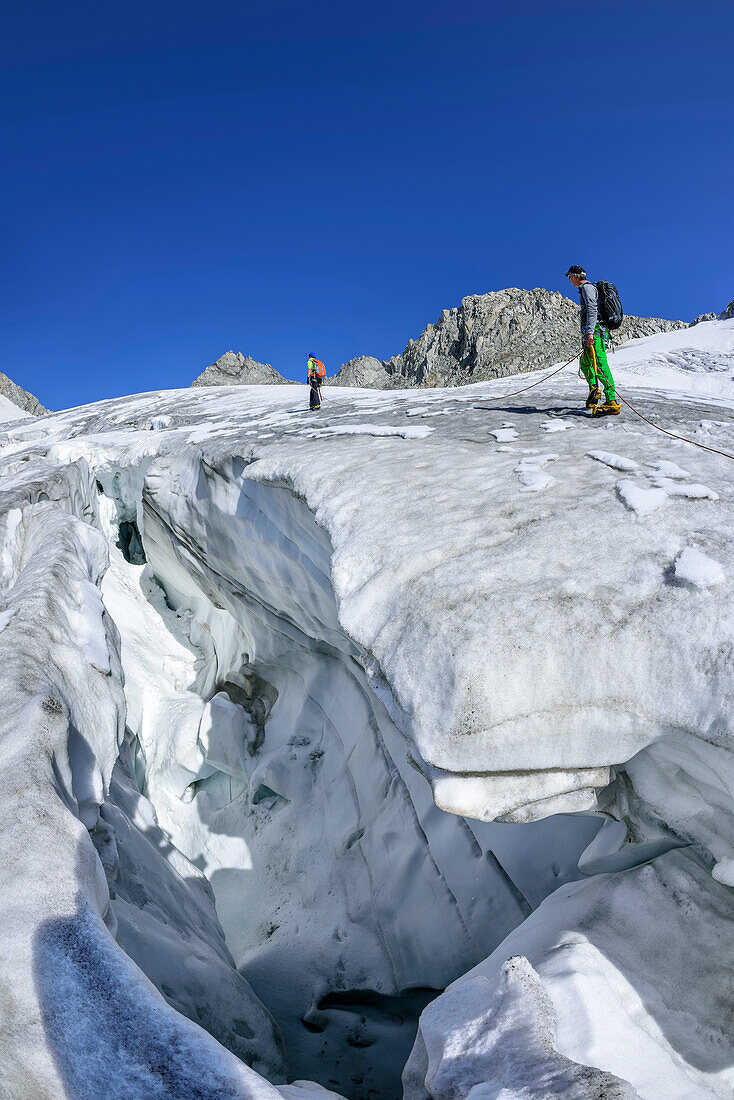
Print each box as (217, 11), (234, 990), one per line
(0, 319), (733, 1099)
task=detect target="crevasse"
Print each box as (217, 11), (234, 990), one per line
(101, 447), (594, 1097)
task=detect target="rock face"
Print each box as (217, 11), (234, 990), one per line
(330, 288), (687, 390)
(322, 355), (385, 388)
(690, 298), (734, 325)
(192, 351), (293, 388)
(0, 372), (49, 415)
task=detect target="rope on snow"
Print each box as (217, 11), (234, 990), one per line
(471, 349), (734, 464)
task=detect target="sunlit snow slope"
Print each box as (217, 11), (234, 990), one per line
(0, 318), (733, 1099)
(0, 393), (31, 423)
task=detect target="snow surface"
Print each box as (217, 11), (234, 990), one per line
(1, 318), (734, 1098)
(0, 393), (30, 423)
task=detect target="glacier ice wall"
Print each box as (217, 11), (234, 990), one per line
(107, 446), (597, 1095)
(0, 457), (287, 1099)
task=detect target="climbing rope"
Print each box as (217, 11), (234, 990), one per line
(474, 348), (734, 464)
(615, 391), (734, 463)
(474, 352), (580, 402)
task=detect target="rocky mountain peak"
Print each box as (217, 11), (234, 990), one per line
(0, 372), (49, 416)
(322, 355), (385, 388)
(191, 350), (293, 388)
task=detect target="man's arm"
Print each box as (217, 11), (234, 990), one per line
(580, 283), (598, 344)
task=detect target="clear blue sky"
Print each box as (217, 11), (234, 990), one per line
(1, 0), (732, 410)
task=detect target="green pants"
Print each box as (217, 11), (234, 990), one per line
(580, 326), (616, 401)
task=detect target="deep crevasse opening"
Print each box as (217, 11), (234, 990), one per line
(96, 448), (600, 1099)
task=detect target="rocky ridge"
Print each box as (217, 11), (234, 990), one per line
(191, 351), (293, 388)
(331, 288), (688, 389)
(0, 372), (49, 416)
(691, 301), (734, 325)
(322, 355), (386, 389)
(191, 290), (730, 394)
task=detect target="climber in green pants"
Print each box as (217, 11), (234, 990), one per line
(564, 265), (621, 415)
(580, 326), (616, 407)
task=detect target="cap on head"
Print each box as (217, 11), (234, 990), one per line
(563, 265), (586, 278)
(309, 352), (315, 358)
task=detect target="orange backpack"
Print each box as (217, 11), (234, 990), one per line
(312, 358), (326, 379)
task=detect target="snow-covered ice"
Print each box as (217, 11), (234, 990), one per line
(1, 318), (734, 1098)
(0, 393), (32, 423)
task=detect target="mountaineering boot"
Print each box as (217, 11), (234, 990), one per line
(591, 398), (621, 417)
(585, 385), (601, 408)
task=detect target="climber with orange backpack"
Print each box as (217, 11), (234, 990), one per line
(307, 353), (326, 410)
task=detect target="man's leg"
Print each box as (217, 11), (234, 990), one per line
(579, 345), (600, 407)
(579, 347), (598, 389)
(591, 327), (616, 401)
